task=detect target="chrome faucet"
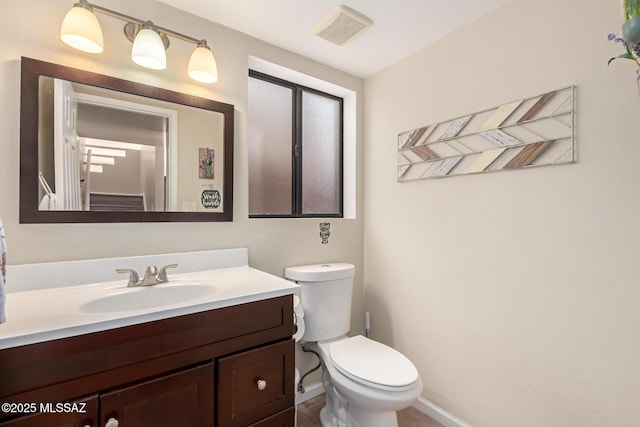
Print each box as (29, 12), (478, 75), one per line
(141, 265), (160, 286)
(116, 263), (178, 287)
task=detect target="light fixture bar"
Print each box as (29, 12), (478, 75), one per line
(81, 0), (201, 45)
(62, 0), (219, 83)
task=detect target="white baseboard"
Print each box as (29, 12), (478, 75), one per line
(295, 382), (471, 427)
(412, 396), (472, 427)
(295, 382), (325, 405)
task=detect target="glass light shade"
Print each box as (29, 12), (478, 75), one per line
(188, 46), (218, 83)
(60, 5), (104, 53)
(131, 28), (167, 70)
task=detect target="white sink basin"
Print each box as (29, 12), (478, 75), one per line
(76, 284), (217, 314)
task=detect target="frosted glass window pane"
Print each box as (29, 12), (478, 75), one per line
(302, 92), (341, 215)
(248, 77), (293, 215)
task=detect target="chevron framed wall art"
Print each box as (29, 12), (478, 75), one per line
(397, 86), (575, 181)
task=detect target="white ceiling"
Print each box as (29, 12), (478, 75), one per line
(157, 0), (510, 78)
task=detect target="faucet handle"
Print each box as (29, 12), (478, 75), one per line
(158, 263), (178, 282)
(116, 268), (140, 287)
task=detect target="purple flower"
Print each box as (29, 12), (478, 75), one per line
(607, 32), (640, 68)
(607, 33), (628, 45)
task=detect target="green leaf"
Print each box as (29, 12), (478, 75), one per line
(608, 52), (635, 66)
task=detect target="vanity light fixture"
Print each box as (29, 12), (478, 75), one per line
(188, 41), (218, 84)
(130, 23), (167, 70)
(59, 1), (104, 53)
(60, 0), (218, 83)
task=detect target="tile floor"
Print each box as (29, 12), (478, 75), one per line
(296, 394), (444, 427)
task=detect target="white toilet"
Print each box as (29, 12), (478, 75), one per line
(285, 263), (423, 427)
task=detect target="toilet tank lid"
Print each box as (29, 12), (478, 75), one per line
(284, 263), (355, 281)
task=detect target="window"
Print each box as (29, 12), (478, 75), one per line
(248, 70), (343, 218)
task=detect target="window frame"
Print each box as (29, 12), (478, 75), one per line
(248, 70), (344, 219)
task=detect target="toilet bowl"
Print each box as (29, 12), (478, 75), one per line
(308, 335), (423, 427)
(285, 263), (423, 427)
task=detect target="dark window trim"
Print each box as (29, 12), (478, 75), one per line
(249, 70), (344, 219)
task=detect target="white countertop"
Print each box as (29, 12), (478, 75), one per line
(0, 249), (300, 350)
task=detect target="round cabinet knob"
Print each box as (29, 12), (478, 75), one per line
(105, 418), (119, 427)
(257, 379), (267, 391)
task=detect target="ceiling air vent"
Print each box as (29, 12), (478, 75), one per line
(313, 5), (373, 46)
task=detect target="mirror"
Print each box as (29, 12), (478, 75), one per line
(20, 57), (234, 223)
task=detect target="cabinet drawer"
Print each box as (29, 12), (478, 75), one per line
(217, 340), (294, 427)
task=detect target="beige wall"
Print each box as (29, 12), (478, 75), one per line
(5, 0), (639, 424)
(0, 0), (364, 332)
(364, 0), (640, 425)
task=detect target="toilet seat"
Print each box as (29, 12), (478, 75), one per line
(329, 335), (419, 391)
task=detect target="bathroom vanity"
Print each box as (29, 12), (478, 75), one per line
(0, 249), (299, 427)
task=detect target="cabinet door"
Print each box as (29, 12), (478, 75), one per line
(0, 395), (98, 427)
(217, 340), (294, 427)
(100, 363), (214, 427)
(247, 407), (295, 427)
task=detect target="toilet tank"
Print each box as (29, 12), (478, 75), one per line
(284, 263), (355, 342)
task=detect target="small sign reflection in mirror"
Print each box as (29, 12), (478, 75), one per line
(199, 147), (215, 179)
(201, 190), (221, 209)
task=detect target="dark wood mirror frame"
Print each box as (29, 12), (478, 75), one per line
(20, 57), (234, 223)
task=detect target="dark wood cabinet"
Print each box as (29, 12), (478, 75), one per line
(247, 408), (296, 427)
(100, 363), (214, 427)
(0, 396), (98, 427)
(0, 295), (295, 427)
(217, 340), (295, 426)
